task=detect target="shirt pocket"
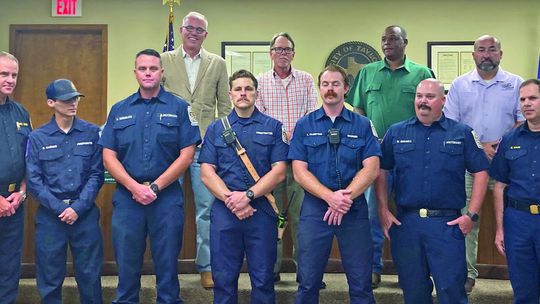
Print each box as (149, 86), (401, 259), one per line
(440, 141), (465, 170)
(341, 137), (365, 167)
(303, 136), (327, 165)
(393, 143), (415, 168)
(156, 118), (180, 150)
(74, 144), (94, 170)
(253, 135), (273, 157)
(214, 135), (236, 166)
(504, 149), (527, 161)
(365, 83), (382, 106)
(400, 85), (416, 96)
(112, 118), (137, 147)
(440, 143), (464, 155)
(38, 148), (64, 176)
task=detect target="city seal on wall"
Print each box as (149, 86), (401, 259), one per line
(325, 41), (381, 85)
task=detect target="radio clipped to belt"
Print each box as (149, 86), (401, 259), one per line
(220, 117), (279, 215)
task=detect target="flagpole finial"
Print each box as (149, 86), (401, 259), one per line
(163, 0), (180, 14)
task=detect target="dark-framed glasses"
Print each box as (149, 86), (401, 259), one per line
(271, 47), (294, 54)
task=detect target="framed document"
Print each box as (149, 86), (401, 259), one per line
(427, 41), (474, 90)
(221, 42), (272, 76)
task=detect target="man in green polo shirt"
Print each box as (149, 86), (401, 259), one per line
(346, 24), (433, 289)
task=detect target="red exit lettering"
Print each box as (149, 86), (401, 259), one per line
(56, 0), (78, 15)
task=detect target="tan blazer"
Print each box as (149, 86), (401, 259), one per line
(161, 47), (231, 136)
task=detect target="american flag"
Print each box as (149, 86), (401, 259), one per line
(537, 54), (539, 79)
(163, 12), (174, 52)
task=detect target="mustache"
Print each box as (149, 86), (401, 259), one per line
(417, 103), (431, 110)
(324, 90), (338, 99)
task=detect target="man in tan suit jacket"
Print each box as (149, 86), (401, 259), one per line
(161, 11), (231, 289)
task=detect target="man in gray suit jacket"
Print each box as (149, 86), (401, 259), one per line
(161, 11), (231, 289)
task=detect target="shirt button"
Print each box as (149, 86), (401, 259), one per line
(68, 169), (72, 172)
(145, 124), (148, 128)
(146, 112), (150, 115)
(67, 155), (70, 158)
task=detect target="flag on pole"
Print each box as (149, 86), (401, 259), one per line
(537, 53), (539, 79)
(163, 11), (175, 52)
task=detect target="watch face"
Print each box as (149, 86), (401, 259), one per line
(246, 190), (254, 199)
(150, 184), (159, 193)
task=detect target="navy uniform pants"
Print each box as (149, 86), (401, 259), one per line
(295, 207), (374, 304)
(112, 185), (184, 304)
(390, 212), (467, 304)
(0, 204), (24, 304)
(504, 207), (540, 304)
(210, 201), (277, 304)
(35, 205), (103, 304)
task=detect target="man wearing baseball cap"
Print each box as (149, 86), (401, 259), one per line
(26, 79), (104, 303)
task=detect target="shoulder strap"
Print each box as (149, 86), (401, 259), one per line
(220, 116), (278, 214)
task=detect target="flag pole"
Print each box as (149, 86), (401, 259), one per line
(162, 0), (180, 52)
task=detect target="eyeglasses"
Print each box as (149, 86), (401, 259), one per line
(182, 25), (206, 34)
(271, 47), (294, 54)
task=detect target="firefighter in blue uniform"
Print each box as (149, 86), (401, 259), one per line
(99, 49), (200, 304)
(199, 69), (288, 304)
(376, 79), (489, 304)
(490, 79), (540, 304)
(289, 65), (381, 304)
(0, 51), (31, 304)
(26, 79), (104, 303)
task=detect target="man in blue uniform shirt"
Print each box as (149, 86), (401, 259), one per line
(99, 49), (201, 304)
(289, 65), (381, 304)
(199, 69), (288, 304)
(490, 79), (540, 303)
(26, 79), (104, 303)
(0, 51), (31, 304)
(376, 79), (489, 304)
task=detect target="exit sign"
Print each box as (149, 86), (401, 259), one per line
(52, 0), (82, 17)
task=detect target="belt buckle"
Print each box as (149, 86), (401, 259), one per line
(63, 199), (71, 205)
(143, 182), (150, 186)
(8, 183), (16, 192)
(530, 205), (539, 215)
(419, 208), (428, 218)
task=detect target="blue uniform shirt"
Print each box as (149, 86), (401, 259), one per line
(26, 116), (104, 216)
(99, 87), (201, 183)
(380, 114), (490, 210)
(288, 106), (381, 214)
(490, 123), (540, 201)
(0, 97), (31, 194)
(198, 108), (289, 215)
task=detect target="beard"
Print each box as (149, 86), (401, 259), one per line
(477, 59), (499, 72)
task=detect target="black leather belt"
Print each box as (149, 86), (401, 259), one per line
(403, 208), (460, 218)
(506, 198), (540, 215)
(0, 182), (20, 193)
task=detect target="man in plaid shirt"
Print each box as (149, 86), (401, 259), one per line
(255, 32), (320, 287)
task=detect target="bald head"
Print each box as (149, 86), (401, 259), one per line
(474, 35), (501, 50)
(417, 78), (445, 96)
(415, 79), (446, 125)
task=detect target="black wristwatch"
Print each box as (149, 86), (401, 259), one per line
(245, 189), (255, 201)
(150, 183), (160, 195)
(466, 211), (479, 222)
